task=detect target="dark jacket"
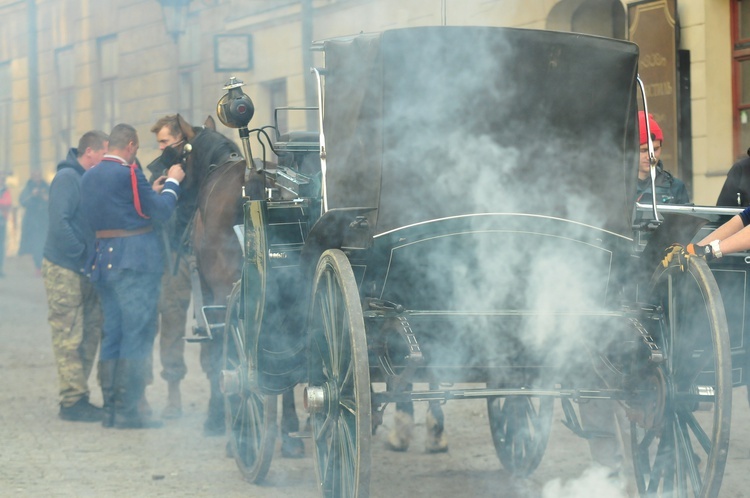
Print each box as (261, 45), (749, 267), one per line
(636, 160), (690, 205)
(81, 156), (181, 280)
(716, 155), (750, 207)
(43, 149), (92, 273)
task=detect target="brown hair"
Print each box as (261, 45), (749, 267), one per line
(76, 130), (109, 157)
(150, 115), (182, 137)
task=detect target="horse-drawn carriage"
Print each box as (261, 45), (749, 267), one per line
(199, 26), (738, 497)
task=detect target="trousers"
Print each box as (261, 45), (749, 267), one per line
(96, 270), (161, 361)
(42, 259), (102, 406)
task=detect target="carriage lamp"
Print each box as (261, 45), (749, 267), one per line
(217, 77), (255, 129)
(217, 77), (260, 178)
(158, 0), (191, 42)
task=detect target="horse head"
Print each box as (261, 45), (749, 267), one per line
(181, 115), (243, 195)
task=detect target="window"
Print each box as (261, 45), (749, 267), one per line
(97, 36), (118, 132)
(732, 1), (750, 158)
(177, 22), (200, 123)
(0, 62), (10, 170)
(55, 47), (75, 160)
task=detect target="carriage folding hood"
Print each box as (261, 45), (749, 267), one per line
(320, 27), (640, 237)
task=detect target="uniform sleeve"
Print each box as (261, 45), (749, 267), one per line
(133, 166), (181, 222)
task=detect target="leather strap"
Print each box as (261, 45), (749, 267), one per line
(96, 226), (153, 239)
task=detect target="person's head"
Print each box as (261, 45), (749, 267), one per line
(638, 111), (663, 180)
(151, 115), (185, 151)
(76, 130), (110, 170)
(108, 124), (140, 164)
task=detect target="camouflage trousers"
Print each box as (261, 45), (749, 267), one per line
(42, 259), (102, 407)
(145, 252), (191, 384)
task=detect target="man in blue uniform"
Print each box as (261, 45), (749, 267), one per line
(81, 123), (185, 429)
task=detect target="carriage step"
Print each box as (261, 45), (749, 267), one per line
(287, 430), (312, 439)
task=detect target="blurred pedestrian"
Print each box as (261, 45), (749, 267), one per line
(635, 111), (690, 204)
(81, 123), (184, 429)
(19, 170), (49, 275)
(716, 148), (750, 206)
(0, 171), (11, 277)
(42, 131), (108, 422)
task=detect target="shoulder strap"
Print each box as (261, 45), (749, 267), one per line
(130, 163), (150, 219)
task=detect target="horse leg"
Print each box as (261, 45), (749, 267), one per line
(280, 389), (304, 458)
(425, 382), (448, 453)
(385, 381), (414, 452)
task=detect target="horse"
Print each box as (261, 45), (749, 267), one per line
(183, 116), (304, 457)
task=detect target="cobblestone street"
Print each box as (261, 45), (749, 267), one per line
(4, 254), (750, 497)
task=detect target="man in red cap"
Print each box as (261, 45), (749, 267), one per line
(636, 111), (690, 204)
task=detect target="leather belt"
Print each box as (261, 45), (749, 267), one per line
(96, 226), (153, 238)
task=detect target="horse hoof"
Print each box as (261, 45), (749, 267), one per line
(281, 435), (305, 458)
(385, 410), (414, 452)
(425, 410), (448, 453)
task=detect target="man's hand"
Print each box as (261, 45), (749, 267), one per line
(152, 175), (167, 193)
(686, 242), (720, 261)
(167, 164), (186, 184)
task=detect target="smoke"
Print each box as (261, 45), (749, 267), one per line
(542, 465), (629, 498)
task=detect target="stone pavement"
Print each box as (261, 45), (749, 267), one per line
(5, 254), (750, 497)
(0, 256), (316, 497)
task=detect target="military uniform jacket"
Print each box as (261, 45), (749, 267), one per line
(80, 155), (181, 280)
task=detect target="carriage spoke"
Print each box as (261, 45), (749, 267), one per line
(340, 397), (357, 417)
(678, 406), (712, 455)
(326, 273), (343, 379)
(338, 417), (355, 494)
(676, 411), (703, 494)
(316, 413), (335, 443)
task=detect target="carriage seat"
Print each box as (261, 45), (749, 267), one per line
(275, 131), (321, 198)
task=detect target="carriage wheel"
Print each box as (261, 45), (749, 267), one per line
(306, 249), (371, 498)
(632, 255), (732, 497)
(487, 392), (554, 477)
(222, 282), (277, 483)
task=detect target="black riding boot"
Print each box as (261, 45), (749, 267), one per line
(203, 374), (225, 436)
(98, 360), (118, 428)
(114, 358), (162, 429)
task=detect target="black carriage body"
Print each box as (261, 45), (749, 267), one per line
(316, 27), (641, 383)
(244, 27), (647, 390)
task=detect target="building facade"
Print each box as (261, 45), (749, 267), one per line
(0, 0), (742, 238)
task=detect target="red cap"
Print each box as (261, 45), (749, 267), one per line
(638, 111), (663, 145)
